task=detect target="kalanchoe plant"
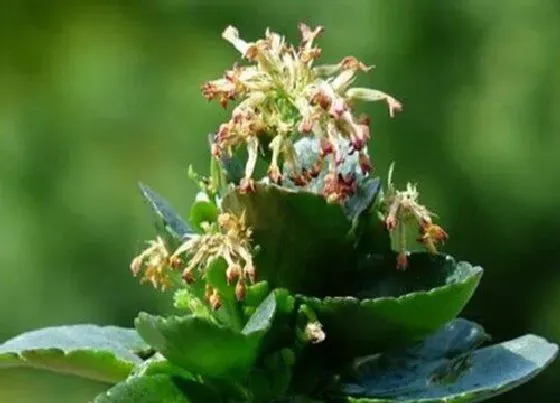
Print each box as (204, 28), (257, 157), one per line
(0, 24), (557, 403)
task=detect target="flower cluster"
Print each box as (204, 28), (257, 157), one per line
(202, 24), (401, 202)
(383, 164), (448, 269)
(130, 236), (179, 291)
(130, 211), (255, 308)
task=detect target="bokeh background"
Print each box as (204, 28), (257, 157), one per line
(1, 0), (559, 401)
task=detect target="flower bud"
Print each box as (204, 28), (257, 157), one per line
(267, 165), (283, 184)
(319, 138), (334, 157)
(209, 288), (221, 310)
(204, 284), (212, 301)
(170, 256), (183, 270)
(350, 136), (366, 153)
(245, 263), (256, 283)
(182, 268), (195, 284)
(226, 264), (241, 285)
(235, 279), (247, 301)
(302, 168), (313, 182)
(211, 143), (221, 158)
(290, 174), (308, 186)
(359, 153), (372, 175)
(239, 177), (256, 193)
(397, 251), (408, 270)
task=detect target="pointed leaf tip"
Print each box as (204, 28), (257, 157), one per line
(343, 177), (381, 222)
(138, 182), (192, 240)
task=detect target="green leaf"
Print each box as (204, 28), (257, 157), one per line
(352, 208), (391, 260)
(335, 319), (558, 402)
(245, 281), (270, 307)
(241, 289), (278, 335)
(222, 183), (357, 296)
(94, 374), (220, 403)
(298, 253), (483, 360)
(348, 183), (391, 263)
(205, 258), (243, 330)
(138, 183), (192, 242)
(343, 177), (381, 223)
(0, 325), (150, 383)
(134, 292), (278, 379)
(189, 197), (218, 233)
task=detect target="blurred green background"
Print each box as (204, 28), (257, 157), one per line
(1, 0), (559, 401)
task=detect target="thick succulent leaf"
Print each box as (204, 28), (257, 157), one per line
(343, 177), (381, 223)
(351, 208), (392, 260)
(134, 292), (277, 379)
(299, 253), (483, 360)
(222, 183), (358, 296)
(337, 319), (558, 402)
(94, 374), (220, 403)
(138, 183), (192, 241)
(0, 325), (150, 383)
(134, 314), (257, 379)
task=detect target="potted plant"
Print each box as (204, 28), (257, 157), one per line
(0, 23), (556, 402)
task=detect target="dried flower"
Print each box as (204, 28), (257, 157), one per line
(203, 24), (401, 202)
(226, 263), (241, 285)
(130, 237), (174, 291)
(171, 211), (256, 302)
(235, 278), (247, 301)
(382, 164), (447, 269)
(323, 172), (357, 203)
(418, 223), (448, 254)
